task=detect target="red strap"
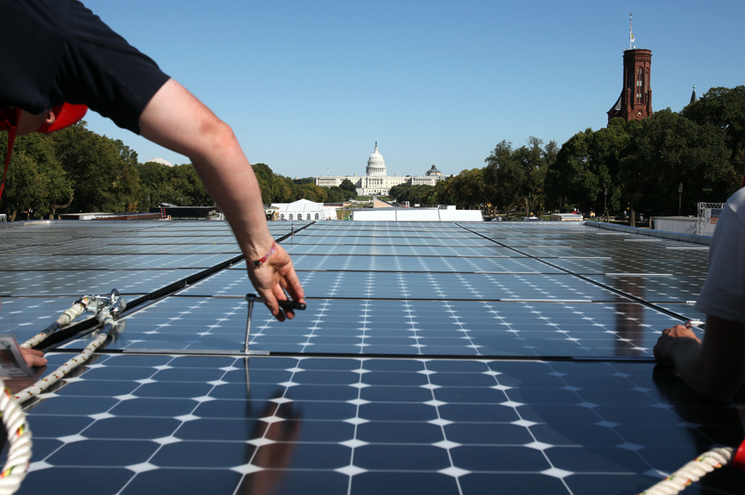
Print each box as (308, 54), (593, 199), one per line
(732, 437), (745, 471)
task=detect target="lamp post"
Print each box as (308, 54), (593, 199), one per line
(603, 187), (608, 222)
(678, 183), (683, 216)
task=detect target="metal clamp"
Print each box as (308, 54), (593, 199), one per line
(243, 294), (306, 354)
(80, 288), (127, 317)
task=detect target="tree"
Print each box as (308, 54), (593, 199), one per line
(296, 183), (327, 202)
(138, 161), (172, 208)
(340, 179), (357, 195)
(682, 86), (745, 187)
(619, 109), (731, 218)
(325, 186), (347, 203)
(273, 176), (295, 203)
(484, 141), (519, 212)
(423, 176), (456, 206)
(335, 178), (357, 200)
(449, 169), (488, 210)
(170, 164), (211, 206)
(52, 122), (139, 213)
(0, 132), (72, 220)
(252, 163), (276, 204)
(545, 130), (590, 211)
(484, 137), (556, 216)
(389, 183), (438, 206)
(545, 120), (631, 214)
(293, 177), (315, 185)
(389, 183), (411, 204)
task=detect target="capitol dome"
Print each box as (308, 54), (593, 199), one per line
(365, 142), (387, 177)
(426, 164), (442, 176)
(146, 157), (173, 167)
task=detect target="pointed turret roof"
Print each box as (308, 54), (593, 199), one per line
(690, 85), (698, 104)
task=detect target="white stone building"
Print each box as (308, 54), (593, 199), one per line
(315, 143), (446, 197)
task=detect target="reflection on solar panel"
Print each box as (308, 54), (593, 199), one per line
(2, 220), (743, 495)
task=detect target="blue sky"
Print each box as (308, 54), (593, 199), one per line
(81, 0), (745, 179)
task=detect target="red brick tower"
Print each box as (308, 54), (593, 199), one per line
(608, 16), (653, 122)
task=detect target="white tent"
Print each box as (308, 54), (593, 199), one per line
(271, 199), (338, 221)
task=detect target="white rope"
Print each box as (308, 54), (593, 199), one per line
(20, 298), (91, 349)
(0, 291), (124, 493)
(14, 311), (116, 405)
(640, 447), (733, 495)
(0, 381), (32, 495)
(21, 290), (125, 350)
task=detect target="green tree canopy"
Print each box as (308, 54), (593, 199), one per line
(619, 109), (732, 216)
(52, 122), (139, 213)
(251, 163), (276, 205)
(484, 137), (556, 215)
(0, 132), (72, 220)
(545, 119), (633, 213)
(389, 183), (435, 206)
(340, 179), (357, 194)
(682, 85), (745, 183)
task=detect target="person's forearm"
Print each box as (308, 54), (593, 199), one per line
(664, 338), (714, 397)
(138, 79), (273, 261)
(188, 126), (274, 261)
(138, 79), (304, 320)
(662, 326), (745, 401)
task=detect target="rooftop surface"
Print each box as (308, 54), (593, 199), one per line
(1, 220), (743, 495)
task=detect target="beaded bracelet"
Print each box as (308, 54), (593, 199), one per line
(250, 241), (277, 267)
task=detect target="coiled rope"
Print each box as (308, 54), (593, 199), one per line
(640, 446), (734, 495)
(0, 382), (32, 495)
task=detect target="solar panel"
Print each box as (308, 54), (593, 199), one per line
(2, 219), (742, 495)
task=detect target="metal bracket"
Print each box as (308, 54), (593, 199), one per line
(243, 293), (306, 354)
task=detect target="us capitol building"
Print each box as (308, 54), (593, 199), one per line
(314, 143), (446, 197)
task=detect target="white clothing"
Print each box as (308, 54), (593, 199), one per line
(695, 188), (745, 326)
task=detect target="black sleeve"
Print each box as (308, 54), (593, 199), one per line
(50, 0), (170, 134)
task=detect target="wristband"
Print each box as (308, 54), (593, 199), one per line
(250, 241), (277, 267)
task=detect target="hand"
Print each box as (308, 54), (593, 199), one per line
(654, 324), (701, 363)
(20, 347), (47, 367)
(653, 318), (745, 401)
(247, 243), (305, 322)
(662, 324), (701, 342)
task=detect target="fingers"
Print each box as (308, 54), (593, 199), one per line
(259, 287), (285, 322)
(271, 284), (290, 321)
(283, 269), (305, 305)
(20, 348), (47, 367)
(662, 324), (700, 341)
(277, 259), (304, 302)
(659, 324), (702, 352)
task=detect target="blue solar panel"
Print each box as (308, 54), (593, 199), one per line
(2, 219), (740, 495)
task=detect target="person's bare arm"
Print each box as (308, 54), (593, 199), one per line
(654, 317), (745, 401)
(138, 79), (304, 320)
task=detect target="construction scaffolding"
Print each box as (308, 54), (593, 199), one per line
(697, 202), (726, 236)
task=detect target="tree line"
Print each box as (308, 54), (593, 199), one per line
(0, 124), (355, 221)
(2, 85), (743, 221)
(393, 86), (745, 221)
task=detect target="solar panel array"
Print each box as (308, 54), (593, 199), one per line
(1, 219), (743, 495)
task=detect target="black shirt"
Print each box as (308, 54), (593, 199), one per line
(0, 0), (170, 133)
